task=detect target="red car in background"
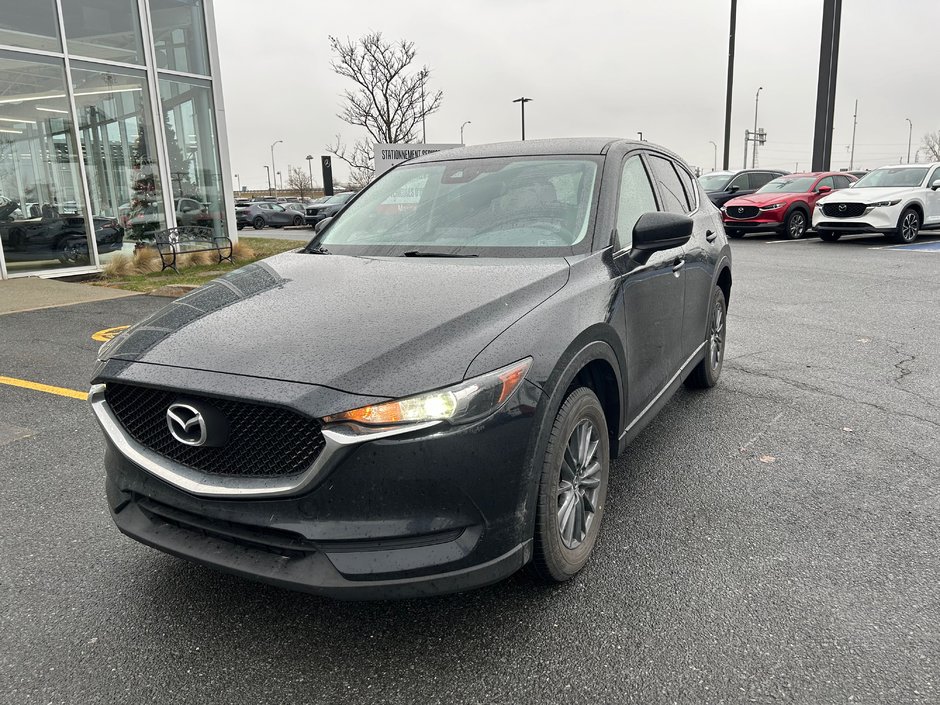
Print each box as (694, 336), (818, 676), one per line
(722, 172), (857, 239)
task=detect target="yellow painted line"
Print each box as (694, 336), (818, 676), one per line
(92, 325), (129, 342)
(0, 376), (88, 400)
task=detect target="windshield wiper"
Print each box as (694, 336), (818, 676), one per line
(305, 245), (330, 254)
(402, 250), (478, 258)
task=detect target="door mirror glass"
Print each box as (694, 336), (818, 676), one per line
(727, 184), (739, 193)
(631, 212), (692, 260)
(932, 179), (940, 190)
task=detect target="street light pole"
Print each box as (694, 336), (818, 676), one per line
(234, 173), (240, 191)
(512, 97), (532, 141)
(421, 69), (428, 143)
(709, 140), (717, 171)
(460, 121), (471, 144)
(264, 165), (271, 194)
(305, 154), (314, 191)
(849, 99), (858, 170)
(637, 131), (643, 141)
(752, 86), (763, 168)
(270, 139), (282, 196)
(906, 118), (913, 163)
(722, 0), (737, 170)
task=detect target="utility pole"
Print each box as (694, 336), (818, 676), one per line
(420, 69), (428, 143)
(709, 140), (717, 171)
(722, 0), (737, 170)
(752, 87), (763, 168)
(270, 139), (282, 196)
(906, 118), (913, 163)
(513, 97), (533, 141)
(849, 99), (858, 170)
(811, 0), (843, 171)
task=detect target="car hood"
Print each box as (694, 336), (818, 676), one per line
(819, 186), (913, 204)
(724, 192), (800, 207)
(102, 252), (569, 398)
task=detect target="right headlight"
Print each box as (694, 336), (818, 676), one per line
(868, 199), (901, 208)
(322, 358), (532, 428)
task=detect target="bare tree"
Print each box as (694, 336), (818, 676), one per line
(287, 166), (314, 199)
(327, 32), (443, 184)
(921, 131), (940, 162)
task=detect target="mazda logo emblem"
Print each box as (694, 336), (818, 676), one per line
(166, 403), (207, 446)
(737, 207), (744, 214)
(838, 203), (847, 211)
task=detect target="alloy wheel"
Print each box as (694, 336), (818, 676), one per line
(901, 212), (918, 242)
(788, 212), (806, 238)
(710, 297), (725, 370)
(557, 419), (602, 549)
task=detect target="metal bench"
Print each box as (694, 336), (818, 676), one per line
(153, 225), (234, 274)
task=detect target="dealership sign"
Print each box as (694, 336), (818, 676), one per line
(374, 143), (462, 175)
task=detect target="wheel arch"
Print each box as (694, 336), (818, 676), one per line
(714, 257), (732, 308)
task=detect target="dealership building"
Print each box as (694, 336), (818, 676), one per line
(0, 0), (233, 280)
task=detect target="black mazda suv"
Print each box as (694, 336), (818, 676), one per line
(91, 138), (732, 599)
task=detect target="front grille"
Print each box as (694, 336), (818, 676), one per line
(727, 205), (760, 219)
(822, 202), (867, 218)
(105, 383), (325, 477)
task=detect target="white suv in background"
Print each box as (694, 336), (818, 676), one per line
(813, 163), (940, 243)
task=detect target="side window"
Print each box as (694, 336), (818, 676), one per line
(616, 155), (658, 250)
(675, 164), (698, 211)
(728, 173), (749, 191)
(648, 155), (690, 214)
(749, 172), (774, 189)
(929, 167), (940, 186)
(831, 175), (849, 189)
(272, 205), (285, 212)
(816, 176), (835, 191)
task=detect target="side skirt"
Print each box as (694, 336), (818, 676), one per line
(616, 342), (706, 454)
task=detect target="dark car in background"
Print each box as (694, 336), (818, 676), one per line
(722, 171), (856, 239)
(0, 197), (123, 265)
(91, 138), (732, 598)
(699, 169), (789, 208)
(305, 191), (355, 226)
(236, 201), (305, 230)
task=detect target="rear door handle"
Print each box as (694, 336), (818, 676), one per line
(672, 258), (685, 272)
(705, 229), (718, 243)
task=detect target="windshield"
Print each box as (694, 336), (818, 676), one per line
(853, 167), (928, 188)
(757, 176), (816, 194)
(698, 173), (732, 191)
(314, 156), (601, 257)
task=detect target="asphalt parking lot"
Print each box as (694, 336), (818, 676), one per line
(1, 231), (938, 704)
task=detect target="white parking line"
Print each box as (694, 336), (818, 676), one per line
(764, 238), (817, 244)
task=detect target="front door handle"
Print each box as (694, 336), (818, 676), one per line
(705, 229), (718, 243)
(672, 258), (685, 273)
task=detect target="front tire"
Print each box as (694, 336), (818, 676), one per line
(292, 215), (304, 226)
(784, 210), (807, 239)
(685, 285), (727, 389)
(892, 208), (920, 243)
(252, 216), (265, 230)
(818, 230), (841, 242)
(726, 229), (744, 239)
(532, 387), (610, 583)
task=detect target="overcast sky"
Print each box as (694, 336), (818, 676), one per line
(213, 0), (940, 188)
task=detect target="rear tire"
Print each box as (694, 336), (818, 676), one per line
(685, 285), (726, 389)
(532, 387), (610, 583)
(292, 215), (303, 226)
(818, 230), (841, 242)
(252, 216), (265, 230)
(891, 208), (920, 243)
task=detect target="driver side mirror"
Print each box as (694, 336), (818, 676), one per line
(315, 216), (333, 233)
(727, 184), (740, 193)
(817, 185), (832, 194)
(932, 179), (940, 191)
(631, 212), (693, 263)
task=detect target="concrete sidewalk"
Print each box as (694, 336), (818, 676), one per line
(0, 276), (138, 316)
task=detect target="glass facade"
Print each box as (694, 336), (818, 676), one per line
(0, 0), (230, 279)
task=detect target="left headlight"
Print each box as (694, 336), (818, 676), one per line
(760, 203), (785, 210)
(868, 199), (901, 208)
(322, 358), (532, 427)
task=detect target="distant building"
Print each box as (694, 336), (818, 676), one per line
(0, 0), (233, 279)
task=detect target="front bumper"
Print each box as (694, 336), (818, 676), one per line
(812, 205), (899, 233)
(95, 378), (543, 599)
(721, 215), (784, 233)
